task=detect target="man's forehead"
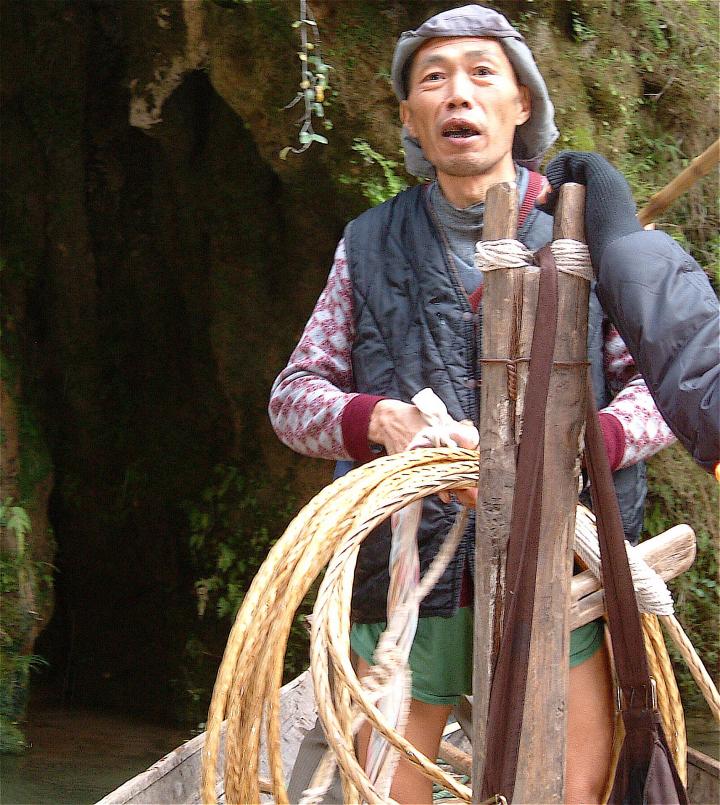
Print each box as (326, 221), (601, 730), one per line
(412, 35), (507, 64)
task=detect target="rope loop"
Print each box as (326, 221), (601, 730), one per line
(574, 507), (674, 615)
(550, 239), (594, 281)
(474, 238), (593, 283)
(475, 239), (533, 271)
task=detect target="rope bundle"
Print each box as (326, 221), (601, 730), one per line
(201, 448), (480, 805)
(475, 238), (594, 281)
(200, 447), (710, 804)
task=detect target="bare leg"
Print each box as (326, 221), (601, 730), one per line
(565, 642), (616, 805)
(355, 656), (452, 805)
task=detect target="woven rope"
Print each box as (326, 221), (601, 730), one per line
(574, 507), (675, 615)
(661, 613), (720, 722)
(475, 238), (593, 281)
(643, 613), (688, 785)
(475, 238), (534, 270)
(201, 450), (695, 804)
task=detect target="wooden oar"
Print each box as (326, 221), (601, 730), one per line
(638, 138), (720, 226)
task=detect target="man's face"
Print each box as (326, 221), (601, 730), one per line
(401, 37), (530, 183)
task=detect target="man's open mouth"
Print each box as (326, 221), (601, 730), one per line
(441, 120), (482, 139)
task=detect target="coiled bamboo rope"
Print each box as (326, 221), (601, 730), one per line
(201, 448), (479, 805)
(643, 613), (687, 784)
(201, 448), (694, 805)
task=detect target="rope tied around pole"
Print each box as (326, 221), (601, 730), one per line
(575, 507), (674, 615)
(475, 239), (593, 400)
(475, 238), (593, 280)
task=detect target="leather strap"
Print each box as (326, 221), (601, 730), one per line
(584, 381), (656, 729)
(481, 243), (558, 801)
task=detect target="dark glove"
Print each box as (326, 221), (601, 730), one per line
(536, 151), (642, 273)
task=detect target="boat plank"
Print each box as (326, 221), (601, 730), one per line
(687, 746), (720, 805)
(96, 672), (316, 804)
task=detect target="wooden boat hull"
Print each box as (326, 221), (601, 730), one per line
(98, 671), (718, 804)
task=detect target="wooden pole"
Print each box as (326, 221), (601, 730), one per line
(474, 184), (590, 803)
(473, 181), (519, 796)
(638, 138), (720, 226)
(513, 183), (589, 804)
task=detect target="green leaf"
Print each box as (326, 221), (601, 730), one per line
(312, 103), (324, 117)
(279, 146), (292, 160)
(218, 544), (236, 572)
(311, 133), (328, 144)
(298, 131), (312, 144)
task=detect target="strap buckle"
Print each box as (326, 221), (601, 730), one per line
(616, 677), (657, 712)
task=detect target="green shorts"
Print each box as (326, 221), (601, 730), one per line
(350, 609), (604, 706)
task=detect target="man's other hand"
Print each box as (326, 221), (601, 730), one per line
(535, 151), (642, 272)
(368, 399), (479, 507)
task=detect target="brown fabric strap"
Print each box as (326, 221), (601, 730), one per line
(585, 381), (688, 803)
(481, 243), (558, 802)
(584, 384), (653, 702)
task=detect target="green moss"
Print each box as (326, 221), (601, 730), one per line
(0, 716), (27, 755)
(338, 138), (409, 206)
(559, 126), (596, 152)
(0, 546), (45, 753)
(0, 355), (54, 751)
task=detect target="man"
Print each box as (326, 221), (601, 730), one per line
(270, 7), (674, 803)
(538, 151), (720, 474)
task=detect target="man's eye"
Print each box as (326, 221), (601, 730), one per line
(422, 71), (444, 82)
(473, 66), (493, 76)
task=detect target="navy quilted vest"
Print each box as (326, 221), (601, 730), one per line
(345, 185), (645, 622)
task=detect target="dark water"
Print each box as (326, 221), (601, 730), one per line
(686, 707), (720, 761)
(0, 704), (189, 805)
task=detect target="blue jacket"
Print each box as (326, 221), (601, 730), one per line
(598, 230), (719, 473)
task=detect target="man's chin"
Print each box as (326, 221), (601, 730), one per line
(437, 154), (504, 178)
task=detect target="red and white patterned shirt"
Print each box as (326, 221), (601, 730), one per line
(269, 239), (675, 468)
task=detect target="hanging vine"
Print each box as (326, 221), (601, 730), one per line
(280, 0), (333, 159)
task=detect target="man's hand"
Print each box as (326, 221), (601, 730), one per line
(368, 399), (479, 508)
(535, 151), (642, 273)
(367, 399), (428, 455)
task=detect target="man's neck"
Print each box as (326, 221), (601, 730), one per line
(437, 162), (518, 209)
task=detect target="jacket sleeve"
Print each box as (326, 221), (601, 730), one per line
(597, 230), (720, 473)
(268, 239), (386, 461)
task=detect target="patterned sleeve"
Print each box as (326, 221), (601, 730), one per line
(268, 240), (358, 460)
(601, 323), (676, 469)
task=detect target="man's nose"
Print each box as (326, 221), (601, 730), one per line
(446, 72), (474, 109)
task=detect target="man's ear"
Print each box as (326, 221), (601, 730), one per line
(516, 85), (531, 126)
(400, 101), (416, 137)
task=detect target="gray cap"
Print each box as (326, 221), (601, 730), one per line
(391, 4), (559, 178)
